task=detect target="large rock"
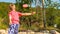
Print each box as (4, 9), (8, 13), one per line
(18, 32), (27, 34)
(0, 29), (8, 34)
(55, 31), (60, 34)
(0, 29), (6, 34)
(0, 29), (60, 34)
(35, 32), (43, 34)
(26, 31), (35, 34)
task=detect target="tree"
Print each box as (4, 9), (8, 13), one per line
(15, 0), (60, 30)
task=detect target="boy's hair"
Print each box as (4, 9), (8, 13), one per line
(9, 3), (15, 10)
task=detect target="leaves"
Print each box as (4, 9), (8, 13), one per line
(0, 0), (60, 30)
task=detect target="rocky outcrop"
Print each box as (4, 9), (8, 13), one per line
(0, 29), (6, 34)
(0, 29), (60, 34)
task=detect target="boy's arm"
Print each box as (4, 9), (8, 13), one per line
(9, 15), (12, 25)
(21, 12), (36, 16)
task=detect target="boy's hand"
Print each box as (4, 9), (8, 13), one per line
(9, 23), (11, 25)
(9, 22), (12, 25)
(32, 12), (36, 15)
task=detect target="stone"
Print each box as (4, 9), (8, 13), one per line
(0, 29), (6, 34)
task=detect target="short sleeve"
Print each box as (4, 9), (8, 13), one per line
(18, 12), (22, 16)
(8, 12), (11, 16)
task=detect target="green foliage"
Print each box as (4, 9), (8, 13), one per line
(0, 2), (9, 29)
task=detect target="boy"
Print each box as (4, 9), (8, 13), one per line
(8, 3), (35, 34)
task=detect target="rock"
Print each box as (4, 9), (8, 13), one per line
(0, 29), (6, 34)
(18, 32), (27, 34)
(55, 31), (60, 34)
(35, 32), (43, 34)
(27, 31), (35, 34)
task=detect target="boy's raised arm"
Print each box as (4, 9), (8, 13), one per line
(21, 12), (36, 16)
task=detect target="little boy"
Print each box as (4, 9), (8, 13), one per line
(8, 3), (35, 34)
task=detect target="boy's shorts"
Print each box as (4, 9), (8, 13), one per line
(8, 24), (19, 34)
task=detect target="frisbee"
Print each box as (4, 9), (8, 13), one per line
(23, 4), (28, 8)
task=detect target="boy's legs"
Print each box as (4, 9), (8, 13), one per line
(8, 24), (19, 34)
(14, 24), (19, 34)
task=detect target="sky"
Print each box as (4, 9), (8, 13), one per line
(0, 0), (16, 3)
(0, 0), (60, 7)
(0, 0), (59, 3)
(52, 0), (60, 3)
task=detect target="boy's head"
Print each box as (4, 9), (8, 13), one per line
(9, 3), (15, 10)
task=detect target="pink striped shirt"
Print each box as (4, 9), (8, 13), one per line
(8, 11), (22, 24)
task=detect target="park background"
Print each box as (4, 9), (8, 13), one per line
(0, 0), (60, 32)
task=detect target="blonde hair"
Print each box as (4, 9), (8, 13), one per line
(9, 3), (15, 10)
